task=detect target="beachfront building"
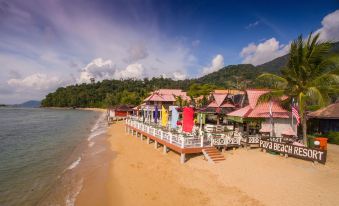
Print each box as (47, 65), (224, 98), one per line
(200, 89), (244, 125)
(144, 89), (190, 107)
(227, 89), (292, 137)
(138, 89), (190, 122)
(107, 105), (134, 122)
(308, 102), (339, 133)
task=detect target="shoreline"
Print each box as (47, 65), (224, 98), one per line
(42, 107), (107, 113)
(76, 121), (339, 206)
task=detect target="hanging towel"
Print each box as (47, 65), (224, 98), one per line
(183, 107), (194, 132)
(161, 105), (168, 127)
(154, 105), (159, 124)
(170, 106), (179, 129)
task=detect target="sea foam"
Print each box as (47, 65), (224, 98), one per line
(66, 157), (81, 171)
(87, 114), (107, 141)
(65, 178), (84, 206)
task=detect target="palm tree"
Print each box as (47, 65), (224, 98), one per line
(175, 96), (183, 107)
(257, 32), (339, 145)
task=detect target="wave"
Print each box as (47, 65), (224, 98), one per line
(66, 157), (81, 171)
(87, 129), (106, 141)
(88, 142), (95, 148)
(87, 114), (107, 141)
(65, 178), (84, 206)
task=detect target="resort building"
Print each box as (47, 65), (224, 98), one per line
(107, 105), (134, 120)
(200, 89), (244, 124)
(143, 89), (190, 107)
(308, 102), (339, 133)
(227, 89), (292, 137)
(136, 89), (190, 122)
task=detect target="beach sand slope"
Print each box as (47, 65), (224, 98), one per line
(80, 122), (339, 206)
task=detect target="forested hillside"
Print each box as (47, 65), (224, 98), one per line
(41, 42), (339, 108)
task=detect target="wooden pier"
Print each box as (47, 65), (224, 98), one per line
(125, 119), (213, 163)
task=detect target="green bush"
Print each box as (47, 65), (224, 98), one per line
(307, 135), (316, 148)
(327, 132), (339, 145)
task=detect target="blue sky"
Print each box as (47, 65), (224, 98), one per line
(0, 0), (338, 103)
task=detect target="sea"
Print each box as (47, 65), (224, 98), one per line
(0, 107), (110, 206)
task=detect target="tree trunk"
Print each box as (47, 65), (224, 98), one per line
(302, 114), (308, 146)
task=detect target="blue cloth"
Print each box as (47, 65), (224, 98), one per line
(170, 106), (179, 129)
(154, 105), (159, 123)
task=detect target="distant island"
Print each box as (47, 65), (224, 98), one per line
(1, 100), (42, 108)
(16, 100), (41, 108)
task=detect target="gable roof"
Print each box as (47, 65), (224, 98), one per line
(213, 93), (227, 106)
(227, 89), (289, 119)
(308, 103), (339, 119)
(144, 89), (188, 102)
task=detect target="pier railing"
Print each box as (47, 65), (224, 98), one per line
(126, 118), (242, 148)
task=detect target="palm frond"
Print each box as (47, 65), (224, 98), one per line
(306, 87), (326, 108)
(257, 73), (288, 84)
(257, 90), (285, 105)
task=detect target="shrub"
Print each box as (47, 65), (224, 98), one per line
(327, 132), (339, 145)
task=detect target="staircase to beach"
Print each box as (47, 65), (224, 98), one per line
(202, 147), (225, 163)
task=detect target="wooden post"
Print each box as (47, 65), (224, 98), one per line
(154, 141), (158, 149)
(180, 153), (186, 164)
(147, 137), (150, 144)
(163, 145), (168, 154)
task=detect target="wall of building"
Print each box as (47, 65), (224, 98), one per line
(262, 118), (292, 137)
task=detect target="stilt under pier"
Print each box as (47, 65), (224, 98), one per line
(163, 145), (168, 154)
(180, 153), (186, 164)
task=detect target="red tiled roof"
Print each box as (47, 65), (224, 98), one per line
(308, 103), (339, 119)
(213, 93), (227, 107)
(144, 89), (188, 102)
(207, 101), (219, 108)
(220, 102), (235, 108)
(227, 89), (289, 119)
(247, 89), (269, 108)
(247, 101), (290, 118)
(227, 105), (251, 117)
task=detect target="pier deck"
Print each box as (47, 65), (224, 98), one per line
(125, 119), (213, 163)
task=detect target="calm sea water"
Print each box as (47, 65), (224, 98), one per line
(0, 108), (105, 206)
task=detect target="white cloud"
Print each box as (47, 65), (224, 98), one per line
(115, 63), (145, 79)
(172, 71), (187, 80)
(78, 58), (114, 83)
(240, 38), (289, 65)
(7, 73), (66, 91)
(202, 54), (224, 75)
(316, 10), (339, 42)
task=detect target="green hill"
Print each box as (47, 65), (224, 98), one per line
(41, 42), (339, 108)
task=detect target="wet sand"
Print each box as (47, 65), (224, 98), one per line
(78, 121), (339, 206)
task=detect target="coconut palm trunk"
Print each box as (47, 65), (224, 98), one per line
(301, 113), (308, 145)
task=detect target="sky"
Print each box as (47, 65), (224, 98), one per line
(0, 0), (338, 104)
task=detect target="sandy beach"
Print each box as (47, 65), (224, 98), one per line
(77, 121), (339, 206)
